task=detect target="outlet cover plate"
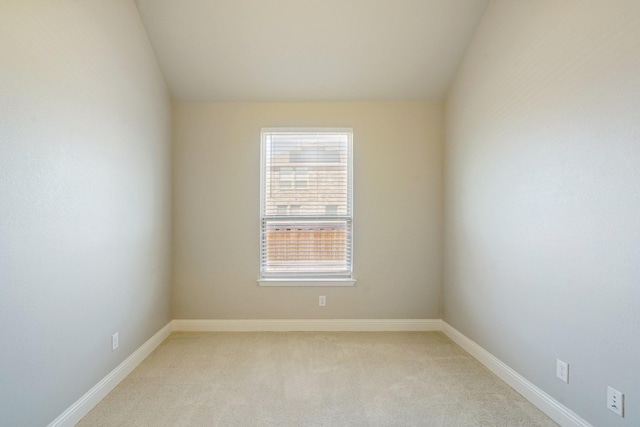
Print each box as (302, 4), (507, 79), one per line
(556, 359), (569, 383)
(112, 332), (119, 351)
(607, 386), (624, 417)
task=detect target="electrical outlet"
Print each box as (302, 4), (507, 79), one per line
(556, 359), (569, 383)
(112, 332), (119, 351)
(319, 296), (326, 307)
(607, 386), (624, 417)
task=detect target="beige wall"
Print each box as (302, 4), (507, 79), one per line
(444, 1), (640, 426)
(0, 1), (172, 425)
(172, 102), (443, 319)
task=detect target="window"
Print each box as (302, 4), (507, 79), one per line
(325, 205), (338, 215)
(278, 167), (308, 190)
(278, 167), (293, 189)
(260, 128), (353, 282)
(294, 167), (309, 189)
(286, 205), (299, 215)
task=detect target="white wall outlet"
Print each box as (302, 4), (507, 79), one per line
(111, 332), (119, 351)
(319, 296), (326, 307)
(556, 359), (569, 383)
(607, 386), (624, 417)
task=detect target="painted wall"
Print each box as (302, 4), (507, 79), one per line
(0, 1), (172, 425)
(172, 102), (443, 319)
(444, 1), (640, 426)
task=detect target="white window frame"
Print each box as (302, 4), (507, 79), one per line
(258, 127), (355, 287)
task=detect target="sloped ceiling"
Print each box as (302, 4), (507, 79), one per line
(135, 0), (488, 102)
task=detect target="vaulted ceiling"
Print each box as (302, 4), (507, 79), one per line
(135, 0), (488, 102)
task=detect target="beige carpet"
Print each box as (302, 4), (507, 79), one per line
(78, 332), (558, 426)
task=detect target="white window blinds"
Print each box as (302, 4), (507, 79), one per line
(260, 128), (353, 279)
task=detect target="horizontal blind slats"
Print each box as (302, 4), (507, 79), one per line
(261, 129), (353, 277)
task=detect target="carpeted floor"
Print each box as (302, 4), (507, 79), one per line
(78, 331), (558, 426)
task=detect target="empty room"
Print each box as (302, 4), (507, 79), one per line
(1, 0), (638, 426)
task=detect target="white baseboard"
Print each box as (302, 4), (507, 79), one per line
(48, 322), (173, 427)
(48, 319), (592, 427)
(173, 318), (442, 332)
(441, 322), (593, 427)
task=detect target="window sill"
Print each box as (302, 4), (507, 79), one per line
(257, 278), (356, 287)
